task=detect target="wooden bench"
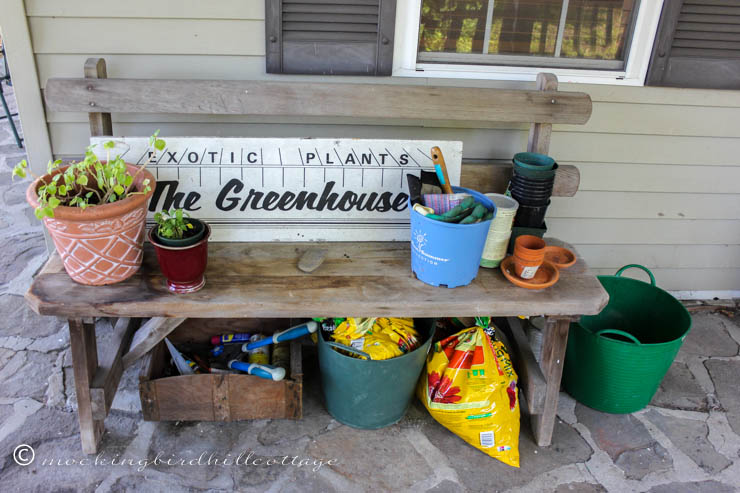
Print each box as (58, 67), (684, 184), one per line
(29, 58), (608, 454)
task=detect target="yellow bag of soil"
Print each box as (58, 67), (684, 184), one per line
(417, 325), (520, 467)
(330, 317), (419, 360)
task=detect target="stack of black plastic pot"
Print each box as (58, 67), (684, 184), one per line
(508, 152), (556, 250)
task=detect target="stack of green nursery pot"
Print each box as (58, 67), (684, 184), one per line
(508, 152), (557, 250)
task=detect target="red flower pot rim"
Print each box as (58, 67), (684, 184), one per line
(148, 222), (211, 250)
(26, 163), (156, 221)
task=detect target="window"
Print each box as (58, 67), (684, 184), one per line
(393, 0), (665, 84)
(418, 0), (638, 70)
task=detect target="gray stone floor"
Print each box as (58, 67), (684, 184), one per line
(1, 84), (740, 493)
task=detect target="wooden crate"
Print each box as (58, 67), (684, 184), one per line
(138, 333), (302, 422)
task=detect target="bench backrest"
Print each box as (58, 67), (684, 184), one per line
(44, 58), (592, 197)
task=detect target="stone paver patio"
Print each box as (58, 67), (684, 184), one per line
(1, 83), (739, 492)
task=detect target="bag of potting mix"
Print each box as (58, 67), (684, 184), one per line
(417, 324), (520, 467)
(330, 317), (419, 361)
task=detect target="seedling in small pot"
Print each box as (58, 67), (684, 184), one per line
(154, 209), (196, 241)
(149, 208), (210, 293)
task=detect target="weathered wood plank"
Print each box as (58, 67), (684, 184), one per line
(90, 318), (140, 420)
(531, 317), (573, 447)
(122, 317), (187, 368)
(496, 317), (547, 415)
(26, 240), (608, 319)
(461, 163), (579, 197)
(290, 339), (303, 382)
(528, 73), (558, 155)
(84, 58), (112, 137)
(68, 318), (104, 454)
(213, 374), (231, 421)
(44, 78), (593, 125)
(139, 341), (303, 421)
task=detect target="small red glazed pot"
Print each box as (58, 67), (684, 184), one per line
(148, 222), (210, 293)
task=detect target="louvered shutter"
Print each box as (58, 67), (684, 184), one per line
(265, 0), (396, 75)
(646, 0), (740, 89)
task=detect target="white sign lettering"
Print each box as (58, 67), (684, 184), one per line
(91, 138), (462, 242)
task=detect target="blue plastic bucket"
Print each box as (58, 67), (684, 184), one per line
(410, 187), (496, 288)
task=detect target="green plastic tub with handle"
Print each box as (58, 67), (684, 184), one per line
(318, 318), (435, 429)
(563, 265), (692, 414)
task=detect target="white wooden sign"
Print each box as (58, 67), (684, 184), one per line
(91, 137), (462, 241)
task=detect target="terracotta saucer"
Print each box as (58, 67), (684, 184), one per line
(544, 246), (576, 269)
(500, 256), (560, 290)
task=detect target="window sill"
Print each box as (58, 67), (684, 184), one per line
(393, 64), (646, 86)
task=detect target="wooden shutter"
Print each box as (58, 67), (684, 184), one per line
(646, 0), (740, 89)
(265, 0), (396, 76)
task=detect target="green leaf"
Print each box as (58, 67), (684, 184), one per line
(59, 185), (68, 195)
(34, 208), (45, 219)
(11, 166), (26, 179)
(52, 174), (61, 182)
(154, 139), (166, 151)
(148, 129), (161, 146)
(114, 184), (125, 195)
(48, 196), (61, 208)
(124, 175), (133, 186)
(86, 191), (93, 198)
(44, 207), (54, 218)
(103, 141), (116, 149)
(77, 175), (89, 186)
(46, 183), (57, 195)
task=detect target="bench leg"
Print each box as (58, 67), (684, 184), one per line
(530, 317), (571, 446)
(69, 318), (104, 454)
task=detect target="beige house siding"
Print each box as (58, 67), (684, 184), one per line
(21, 0), (740, 292)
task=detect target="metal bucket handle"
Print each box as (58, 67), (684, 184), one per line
(615, 264), (656, 287)
(595, 329), (642, 345)
(325, 341), (372, 360)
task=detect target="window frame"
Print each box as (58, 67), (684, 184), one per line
(392, 0), (665, 85)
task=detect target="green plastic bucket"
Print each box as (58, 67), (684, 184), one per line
(318, 319), (435, 429)
(564, 265), (692, 414)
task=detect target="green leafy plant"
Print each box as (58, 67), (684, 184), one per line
(154, 208), (195, 240)
(12, 131), (165, 219)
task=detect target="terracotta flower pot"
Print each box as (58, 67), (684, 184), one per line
(26, 164), (156, 285)
(512, 235), (546, 279)
(148, 221), (210, 294)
